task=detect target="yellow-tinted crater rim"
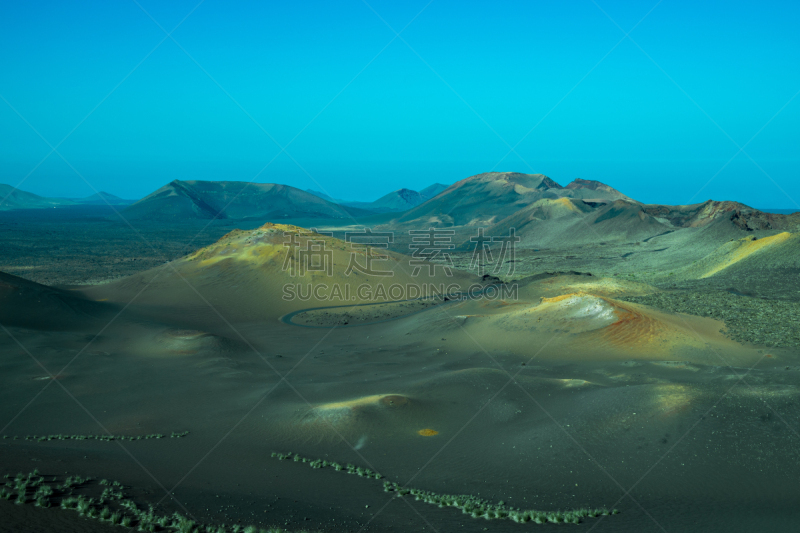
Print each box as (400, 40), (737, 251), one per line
(540, 292), (589, 303)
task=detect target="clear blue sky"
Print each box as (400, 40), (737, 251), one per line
(1, 0), (798, 207)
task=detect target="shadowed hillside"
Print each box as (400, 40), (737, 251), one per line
(123, 180), (368, 221)
(0, 271), (116, 329)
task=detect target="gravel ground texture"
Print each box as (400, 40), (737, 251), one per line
(618, 290), (800, 349)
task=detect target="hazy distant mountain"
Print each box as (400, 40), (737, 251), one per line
(305, 183), (451, 213)
(0, 184), (133, 210)
(73, 191), (135, 205)
(307, 187), (428, 213)
(0, 184), (75, 210)
(419, 183), (449, 199)
(124, 180), (368, 221)
(367, 188), (426, 212)
(305, 189), (343, 203)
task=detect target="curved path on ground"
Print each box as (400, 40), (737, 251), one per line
(280, 284), (501, 328)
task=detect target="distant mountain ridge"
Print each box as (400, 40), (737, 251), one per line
(72, 192), (135, 205)
(305, 182), (451, 213)
(4, 176), (798, 243)
(367, 188), (425, 211)
(0, 185), (135, 209)
(383, 172), (800, 250)
(0, 184), (74, 210)
(419, 183), (449, 199)
(305, 189), (341, 203)
(123, 180), (367, 221)
(394, 172), (634, 227)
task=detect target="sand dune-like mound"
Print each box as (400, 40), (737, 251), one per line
(270, 393), (426, 443)
(498, 292), (729, 356)
(516, 273), (656, 299)
(301, 393), (413, 426)
(399, 274), (755, 363)
(415, 367), (600, 392)
(149, 329), (229, 356)
(482, 292), (674, 350)
(269, 370), (602, 444)
(84, 223), (481, 321)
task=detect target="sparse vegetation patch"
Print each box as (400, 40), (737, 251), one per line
(1, 431), (190, 442)
(2, 469), (313, 533)
(270, 452), (617, 524)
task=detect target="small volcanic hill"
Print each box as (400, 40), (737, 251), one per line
(419, 183), (449, 199)
(404, 273), (757, 364)
(85, 223), (482, 321)
(123, 180), (366, 221)
(307, 184), (449, 213)
(368, 188), (426, 212)
(336, 188), (427, 212)
(333, 188), (430, 213)
(394, 172), (632, 227)
(0, 184), (74, 210)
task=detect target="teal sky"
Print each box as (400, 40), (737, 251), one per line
(1, 1), (798, 207)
